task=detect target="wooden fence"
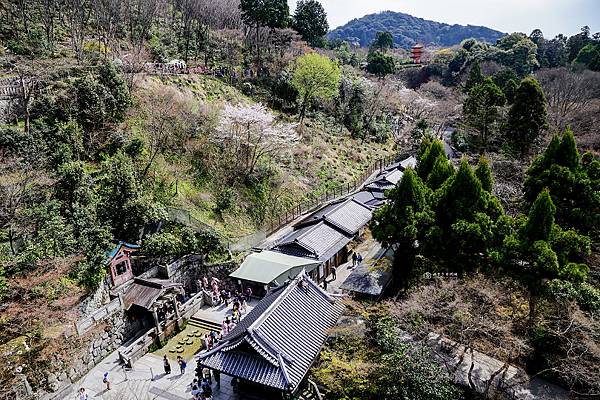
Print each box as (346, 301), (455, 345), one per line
(263, 155), (396, 236)
(167, 154), (399, 251)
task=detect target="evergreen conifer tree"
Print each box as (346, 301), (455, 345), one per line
(426, 155), (454, 190)
(507, 77), (548, 156)
(464, 61), (484, 93)
(474, 155), (493, 192)
(417, 139), (446, 181)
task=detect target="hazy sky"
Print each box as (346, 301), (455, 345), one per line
(288, 0), (599, 38)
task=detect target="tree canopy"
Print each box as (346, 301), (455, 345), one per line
(292, 0), (328, 48)
(463, 77), (506, 151)
(291, 52), (341, 124)
(506, 77), (548, 156)
(524, 129), (600, 239)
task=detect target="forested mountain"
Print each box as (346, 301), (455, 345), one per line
(1, 0), (600, 398)
(328, 11), (505, 48)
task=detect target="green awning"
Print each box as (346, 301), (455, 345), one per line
(230, 251), (320, 285)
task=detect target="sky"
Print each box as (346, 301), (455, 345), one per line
(287, 0), (599, 38)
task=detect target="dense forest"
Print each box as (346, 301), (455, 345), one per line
(0, 0), (599, 398)
(327, 11), (505, 48)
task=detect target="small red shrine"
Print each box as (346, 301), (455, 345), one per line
(411, 43), (424, 64)
(106, 242), (140, 288)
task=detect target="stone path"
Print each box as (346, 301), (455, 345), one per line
(325, 234), (388, 295)
(63, 350), (241, 400)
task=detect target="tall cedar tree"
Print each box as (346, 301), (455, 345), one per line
(474, 155), (493, 192)
(507, 77), (548, 156)
(372, 31), (394, 51)
(292, 0), (328, 48)
(366, 51), (395, 77)
(432, 158), (504, 269)
(505, 188), (590, 325)
(417, 138), (446, 181)
(426, 155), (454, 190)
(463, 78), (506, 152)
(464, 61), (484, 93)
(370, 168), (433, 276)
(524, 129), (600, 238)
(240, 0), (289, 71)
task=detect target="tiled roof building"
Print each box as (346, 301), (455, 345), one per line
(197, 271), (344, 394)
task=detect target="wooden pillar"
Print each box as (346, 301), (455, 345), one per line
(172, 297), (180, 320)
(152, 307), (162, 334)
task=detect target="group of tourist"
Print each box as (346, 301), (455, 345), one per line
(351, 251), (364, 267)
(203, 330), (222, 351)
(163, 355), (187, 375)
(190, 366), (220, 400)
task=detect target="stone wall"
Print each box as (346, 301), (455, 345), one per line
(41, 311), (143, 399)
(166, 255), (239, 293)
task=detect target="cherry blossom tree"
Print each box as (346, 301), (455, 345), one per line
(213, 103), (298, 179)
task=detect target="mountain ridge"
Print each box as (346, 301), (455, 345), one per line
(328, 10), (505, 48)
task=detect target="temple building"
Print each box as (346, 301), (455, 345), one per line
(197, 271), (344, 397)
(105, 241), (140, 288)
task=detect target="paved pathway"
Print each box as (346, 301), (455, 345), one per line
(325, 234), (386, 295)
(64, 350), (241, 400)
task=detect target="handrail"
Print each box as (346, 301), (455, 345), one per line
(166, 154), (400, 251)
(307, 379), (323, 400)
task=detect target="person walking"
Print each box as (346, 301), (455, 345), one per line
(102, 372), (110, 391)
(331, 266), (337, 280)
(357, 253), (363, 265)
(177, 356), (187, 375)
(77, 388), (88, 400)
(351, 252), (357, 267)
(163, 355), (171, 374)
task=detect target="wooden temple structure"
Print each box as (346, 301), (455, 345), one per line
(197, 270), (344, 397)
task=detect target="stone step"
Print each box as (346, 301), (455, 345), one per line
(188, 316), (221, 333)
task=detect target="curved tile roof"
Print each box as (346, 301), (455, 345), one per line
(198, 271), (344, 392)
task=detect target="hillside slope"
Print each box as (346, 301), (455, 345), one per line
(328, 11), (505, 48)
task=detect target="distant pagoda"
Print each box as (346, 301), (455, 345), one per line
(411, 43), (424, 64)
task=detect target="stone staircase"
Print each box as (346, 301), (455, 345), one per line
(296, 379), (323, 400)
(188, 316), (222, 333)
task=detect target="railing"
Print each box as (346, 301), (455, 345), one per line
(74, 296), (123, 336)
(263, 155), (396, 236)
(167, 154), (399, 252)
(306, 379), (323, 400)
(118, 328), (156, 367)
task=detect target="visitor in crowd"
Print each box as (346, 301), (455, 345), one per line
(220, 289), (228, 305)
(213, 369), (221, 387)
(357, 253), (363, 265)
(77, 388), (88, 400)
(244, 287), (252, 298)
(227, 319), (236, 332)
(240, 297), (248, 314)
(351, 251), (357, 267)
(177, 356), (187, 375)
(102, 372), (110, 391)
(202, 380), (213, 399)
(163, 355), (171, 374)
(332, 266), (337, 280)
(222, 316), (231, 335)
(190, 378), (198, 388)
(206, 333), (215, 350)
(202, 367), (212, 384)
(202, 276), (209, 289)
(191, 384), (201, 399)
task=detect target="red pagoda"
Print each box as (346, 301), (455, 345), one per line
(411, 44), (424, 64)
